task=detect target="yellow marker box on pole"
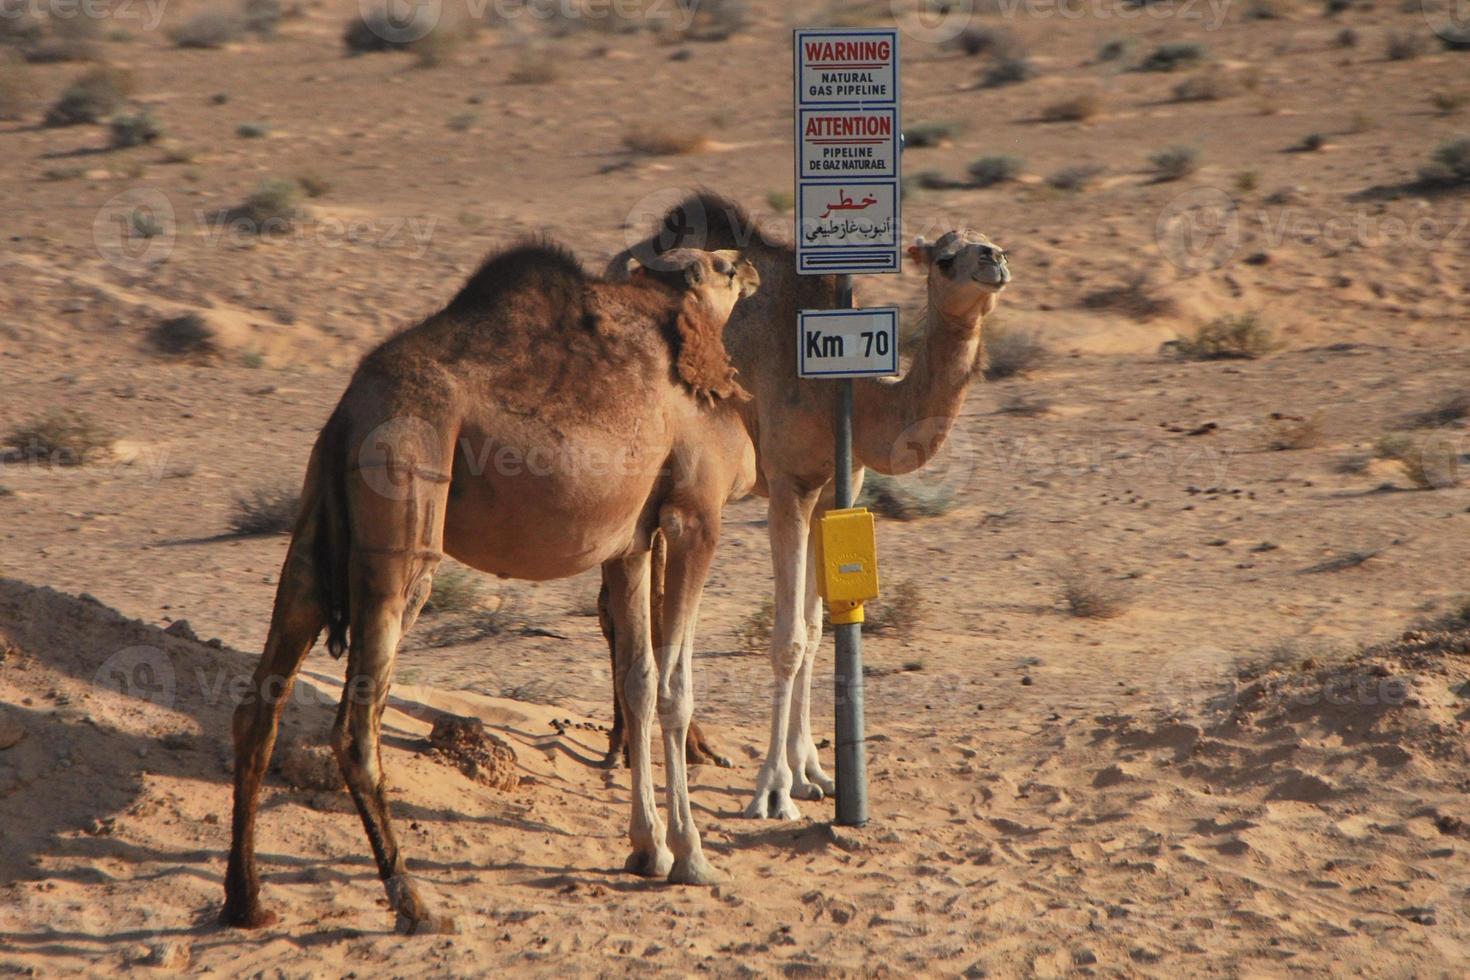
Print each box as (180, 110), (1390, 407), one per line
(815, 506), (880, 625)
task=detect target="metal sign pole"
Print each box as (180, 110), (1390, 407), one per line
(831, 274), (868, 827)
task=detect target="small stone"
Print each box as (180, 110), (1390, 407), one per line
(0, 713), (25, 751)
(1020, 676), (1033, 686)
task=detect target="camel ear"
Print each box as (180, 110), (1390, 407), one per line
(683, 260), (706, 287)
(907, 237), (934, 270)
(735, 258), (760, 298)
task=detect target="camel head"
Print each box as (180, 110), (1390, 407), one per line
(629, 248), (760, 322)
(907, 231), (1010, 322)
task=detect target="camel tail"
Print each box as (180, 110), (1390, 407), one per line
(293, 409), (352, 659)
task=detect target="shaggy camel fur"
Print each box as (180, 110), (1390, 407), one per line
(222, 244), (759, 934)
(605, 192), (1009, 819)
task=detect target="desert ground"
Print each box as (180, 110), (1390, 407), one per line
(3, 0), (1470, 975)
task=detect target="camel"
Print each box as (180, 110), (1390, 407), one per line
(604, 192), (1009, 819)
(221, 242), (761, 934)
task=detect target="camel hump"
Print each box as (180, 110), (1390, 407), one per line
(443, 240), (588, 319)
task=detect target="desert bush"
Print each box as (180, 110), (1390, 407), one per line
(1057, 565), (1129, 619)
(244, 0), (281, 37)
(149, 312), (215, 356)
(1294, 132), (1326, 152)
(1139, 42), (1204, 71)
(1421, 137), (1470, 184)
(1375, 432), (1460, 489)
(622, 124), (706, 155)
(902, 121), (958, 147)
(1244, 0), (1289, 18)
(344, 6), (428, 53)
(44, 65), (133, 126)
(1404, 389), (1470, 428)
(171, 9), (245, 48)
(1386, 31), (1426, 60)
(109, 108), (161, 148)
(732, 598), (774, 655)
(1173, 314), (1276, 360)
(1234, 170), (1260, 193)
(982, 56), (1036, 88)
(238, 177), (301, 228)
(1081, 276), (1181, 321)
(859, 473), (956, 521)
(0, 10), (42, 48)
(1264, 413), (1323, 450)
(228, 487), (299, 535)
(1096, 38), (1129, 62)
(1040, 91), (1102, 122)
(1432, 91), (1469, 116)
(677, 0), (746, 41)
(1173, 68), (1235, 102)
(865, 579), (924, 640)
(21, 15), (101, 63)
(950, 26), (1020, 58)
(983, 323), (1048, 379)
(4, 410), (113, 466)
(424, 565), (488, 614)
(235, 121), (268, 138)
(1046, 163), (1105, 191)
(1150, 145), (1200, 180)
(967, 154), (1023, 187)
(1334, 27), (1358, 47)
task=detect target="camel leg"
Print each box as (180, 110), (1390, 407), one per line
(602, 533), (730, 770)
(221, 546), (324, 928)
(743, 479), (820, 820)
(604, 551), (672, 877)
(654, 507), (723, 885)
(788, 515), (836, 801)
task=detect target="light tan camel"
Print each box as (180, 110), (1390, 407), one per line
(606, 192), (1009, 819)
(221, 243), (760, 934)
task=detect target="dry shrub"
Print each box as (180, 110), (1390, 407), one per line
(1172, 68), (1236, 102)
(1040, 91), (1102, 122)
(1404, 390), (1470, 428)
(228, 487), (300, 535)
(239, 177), (301, 227)
(903, 120), (959, 147)
(1058, 565), (1129, 619)
(171, 9), (244, 48)
(733, 598), (774, 655)
(343, 6), (432, 53)
(1082, 275), (1178, 321)
(424, 565), (488, 614)
(149, 312), (216, 357)
(859, 473), (956, 521)
(109, 108), (161, 148)
(1138, 42), (1204, 72)
(1375, 433), (1462, 489)
(4, 411), (113, 466)
(296, 172), (331, 198)
(1150, 145), (1200, 180)
(983, 56), (1036, 88)
(622, 124), (706, 155)
(1431, 92), (1469, 116)
(676, 0), (746, 42)
(1264, 413), (1323, 450)
(967, 154), (1023, 187)
(21, 15), (101, 63)
(1421, 137), (1470, 185)
(44, 64), (134, 126)
(983, 323), (1048, 380)
(1385, 31), (1426, 61)
(1046, 164), (1104, 191)
(865, 579), (924, 640)
(949, 26), (1022, 58)
(1172, 314), (1275, 360)
(507, 51), (557, 84)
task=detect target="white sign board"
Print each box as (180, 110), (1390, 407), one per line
(797, 308), (900, 378)
(794, 28), (901, 276)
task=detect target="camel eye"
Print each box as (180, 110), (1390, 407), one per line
(936, 256), (955, 270)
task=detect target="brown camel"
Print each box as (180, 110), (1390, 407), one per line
(604, 192), (1009, 819)
(221, 243), (760, 934)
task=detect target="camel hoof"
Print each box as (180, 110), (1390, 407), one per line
(598, 750), (625, 771)
(385, 873), (454, 935)
(741, 789), (802, 821)
(219, 904), (278, 930)
(791, 779), (826, 802)
(669, 854), (727, 887)
(624, 848), (674, 878)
